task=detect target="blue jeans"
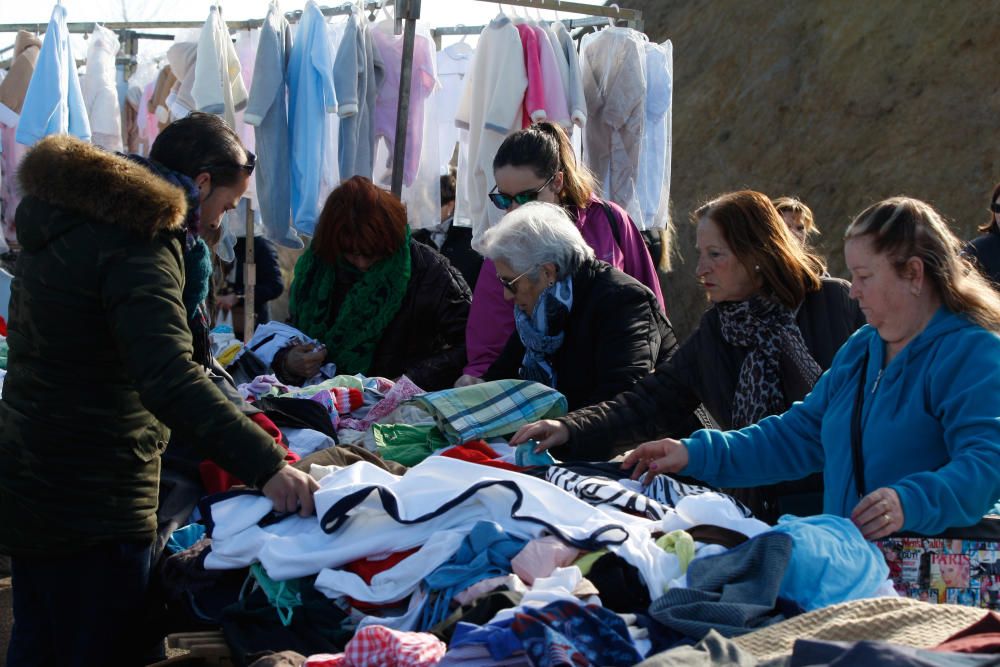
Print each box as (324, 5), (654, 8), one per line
(7, 540), (156, 667)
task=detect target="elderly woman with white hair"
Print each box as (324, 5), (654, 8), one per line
(474, 202), (677, 411)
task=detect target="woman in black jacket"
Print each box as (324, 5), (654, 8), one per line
(966, 181), (1000, 287)
(513, 191), (866, 521)
(274, 176), (471, 390)
(474, 202), (676, 410)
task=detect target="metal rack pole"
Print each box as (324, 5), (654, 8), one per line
(390, 0), (421, 198)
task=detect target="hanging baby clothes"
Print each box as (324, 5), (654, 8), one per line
(371, 20), (441, 228)
(530, 23), (570, 129)
(514, 23), (545, 128)
(550, 21), (587, 128)
(334, 8), (383, 180)
(219, 28), (263, 260)
(166, 42), (199, 120)
(371, 20), (437, 189)
(123, 86), (141, 153)
(137, 80), (158, 155)
(581, 27), (648, 226)
(287, 0), (338, 236)
(0, 31), (40, 243)
(436, 42), (473, 174)
(246, 3), (301, 248)
(453, 15), (527, 238)
(82, 24), (123, 152)
(193, 5), (248, 131)
(319, 19), (348, 207)
(16, 4), (91, 146)
(149, 66), (178, 132)
(637, 40), (673, 232)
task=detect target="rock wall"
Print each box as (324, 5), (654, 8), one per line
(633, 0), (998, 338)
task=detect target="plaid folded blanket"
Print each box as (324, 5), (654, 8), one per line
(408, 380), (568, 445)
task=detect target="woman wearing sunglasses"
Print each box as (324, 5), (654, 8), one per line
(476, 202), (676, 410)
(965, 182), (1000, 286)
(456, 122), (664, 386)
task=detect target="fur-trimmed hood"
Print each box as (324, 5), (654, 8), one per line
(16, 135), (188, 248)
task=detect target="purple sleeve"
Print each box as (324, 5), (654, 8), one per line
(463, 258), (517, 377)
(578, 201), (665, 314)
(613, 204), (666, 313)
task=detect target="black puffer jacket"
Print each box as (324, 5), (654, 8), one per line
(967, 228), (1000, 287)
(283, 240), (471, 391)
(483, 259), (676, 411)
(561, 278), (866, 459)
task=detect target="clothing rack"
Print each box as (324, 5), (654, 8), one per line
(0, 0), (644, 343)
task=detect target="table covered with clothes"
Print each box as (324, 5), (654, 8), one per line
(147, 323), (1000, 667)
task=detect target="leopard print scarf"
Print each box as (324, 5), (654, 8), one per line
(718, 295), (822, 428)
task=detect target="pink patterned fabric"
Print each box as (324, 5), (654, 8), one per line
(339, 376), (425, 431)
(305, 626), (445, 667)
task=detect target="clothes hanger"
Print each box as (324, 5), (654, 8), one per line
(606, 3), (621, 29)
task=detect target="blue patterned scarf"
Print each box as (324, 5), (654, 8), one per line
(514, 276), (574, 387)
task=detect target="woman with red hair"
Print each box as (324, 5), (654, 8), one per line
(275, 176), (472, 390)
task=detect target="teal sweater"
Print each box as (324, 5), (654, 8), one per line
(684, 308), (1000, 535)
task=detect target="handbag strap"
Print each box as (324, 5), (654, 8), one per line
(599, 199), (623, 251)
(851, 349), (870, 500)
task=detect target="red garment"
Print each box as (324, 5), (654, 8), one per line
(343, 547), (419, 611)
(199, 413), (299, 494)
(440, 441), (525, 472)
(0, 315), (6, 337)
(932, 611), (1000, 653)
(304, 626), (446, 667)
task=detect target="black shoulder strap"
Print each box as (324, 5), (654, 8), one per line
(851, 349), (870, 500)
(599, 199), (623, 251)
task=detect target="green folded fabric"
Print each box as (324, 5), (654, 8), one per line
(657, 529), (696, 573)
(373, 422), (449, 466)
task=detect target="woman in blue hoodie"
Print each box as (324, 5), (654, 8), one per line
(624, 197), (1000, 540)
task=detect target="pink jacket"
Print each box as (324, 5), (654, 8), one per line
(464, 197), (665, 376)
(515, 24), (546, 128)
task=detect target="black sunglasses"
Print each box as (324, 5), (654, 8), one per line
(197, 149), (256, 177)
(497, 265), (537, 293)
(488, 173), (555, 211)
(991, 203), (1000, 214)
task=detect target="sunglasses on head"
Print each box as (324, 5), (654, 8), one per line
(488, 173), (555, 211)
(991, 203), (1000, 214)
(197, 149), (256, 177)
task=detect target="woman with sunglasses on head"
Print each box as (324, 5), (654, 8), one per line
(0, 112), (317, 666)
(965, 182), (1000, 286)
(455, 122), (664, 386)
(512, 191), (866, 522)
(476, 202), (676, 410)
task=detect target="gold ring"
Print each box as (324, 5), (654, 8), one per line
(884, 513), (891, 525)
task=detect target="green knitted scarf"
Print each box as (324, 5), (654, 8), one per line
(290, 229), (411, 375)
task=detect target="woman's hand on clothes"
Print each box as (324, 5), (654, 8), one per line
(511, 419), (570, 452)
(284, 343), (327, 379)
(216, 293), (240, 311)
(261, 465), (319, 516)
(851, 487), (904, 540)
(621, 438), (689, 481)
(455, 374), (485, 388)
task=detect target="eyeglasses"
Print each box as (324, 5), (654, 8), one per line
(488, 173), (555, 211)
(497, 265), (536, 293)
(197, 149), (256, 177)
(991, 203), (1000, 214)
